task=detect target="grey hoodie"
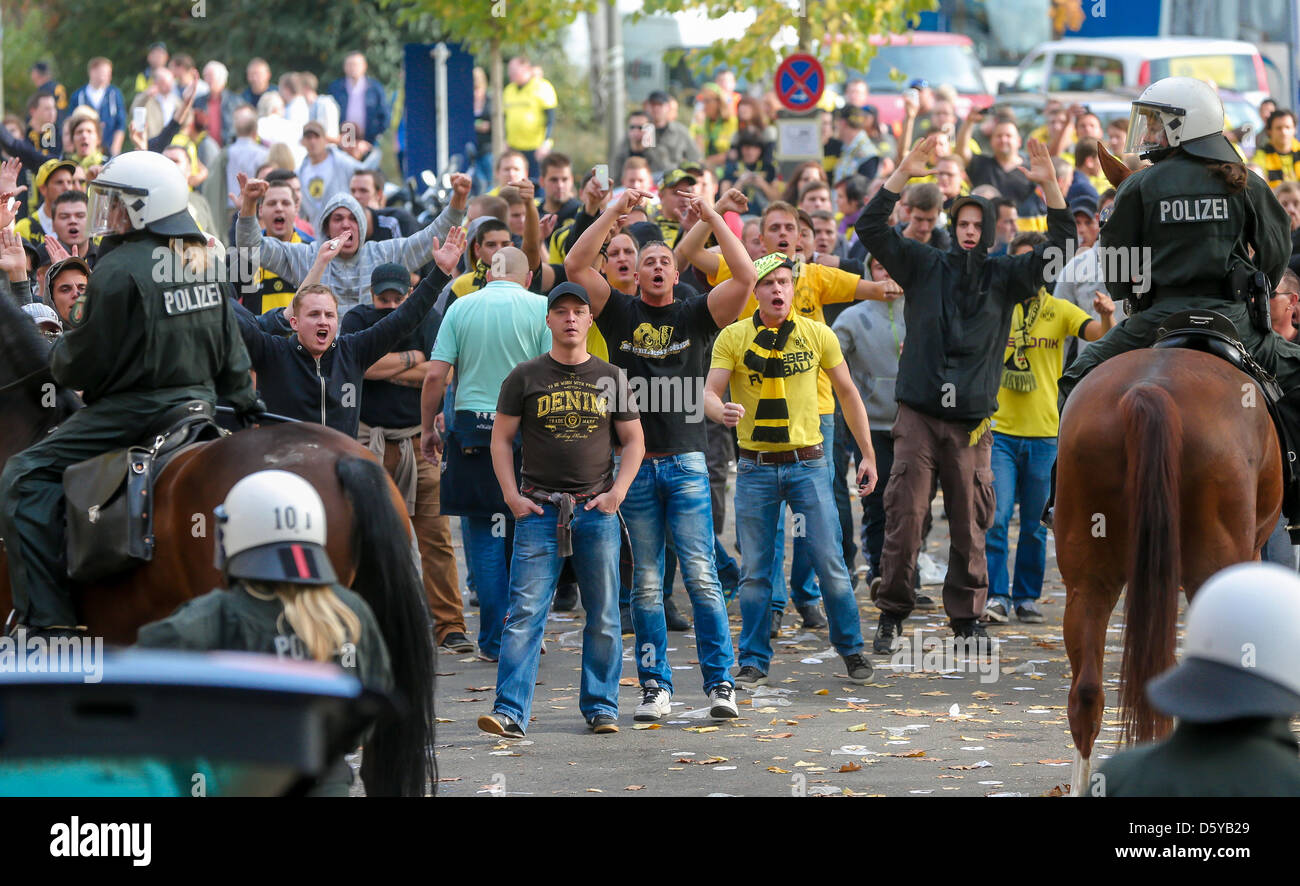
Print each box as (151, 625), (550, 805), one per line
(235, 192), (465, 314)
(832, 298), (905, 432)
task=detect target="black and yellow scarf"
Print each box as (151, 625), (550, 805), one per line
(743, 312), (796, 443)
(1002, 292), (1045, 393)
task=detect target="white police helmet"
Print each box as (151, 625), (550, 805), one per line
(1146, 562), (1300, 722)
(214, 470), (337, 585)
(1125, 76), (1239, 163)
(86, 149), (200, 238)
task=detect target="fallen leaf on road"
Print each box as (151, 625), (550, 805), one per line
(793, 714), (818, 720)
(887, 750), (926, 758)
(437, 777), (462, 783)
(675, 756), (728, 765)
(946, 761), (992, 770)
(618, 678), (637, 686)
(839, 762), (862, 772)
(633, 723), (661, 730)
(683, 726), (719, 733)
(814, 689), (829, 695)
(587, 788), (603, 793)
(1037, 759), (1071, 765)
(625, 785), (645, 791)
(986, 732), (1016, 739)
(794, 760), (818, 767)
(1044, 784), (1069, 797)
(920, 691), (949, 697)
(767, 766), (791, 774)
(435, 718), (455, 723)
(846, 723), (870, 732)
(465, 686), (494, 692)
(769, 732), (794, 739)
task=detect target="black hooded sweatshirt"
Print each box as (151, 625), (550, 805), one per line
(856, 187), (1073, 424)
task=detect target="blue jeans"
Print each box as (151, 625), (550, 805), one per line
(735, 455), (865, 672)
(770, 413), (835, 612)
(986, 432), (1056, 602)
(462, 515), (512, 658)
(1262, 514), (1298, 568)
(622, 453), (736, 695)
(493, 504), (623, 728)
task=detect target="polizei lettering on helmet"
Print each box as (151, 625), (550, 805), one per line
(162, 282), (223, 316)
(1157, 196), (1230, 224)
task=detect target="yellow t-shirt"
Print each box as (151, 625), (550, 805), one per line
(711, 313), (843, 451)
(708, 255), (858, 414)
(992, 292), (1091, 437)
(502, 79), (557, 151)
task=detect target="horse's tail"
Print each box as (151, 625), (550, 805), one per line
(336, 456), (436, 797)
(1119, 384), (1181, 745)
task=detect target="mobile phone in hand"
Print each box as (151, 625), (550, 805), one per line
(594, 164), (610, 190)
(133, 107), (147, 131)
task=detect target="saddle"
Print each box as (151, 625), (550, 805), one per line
(1153, 309), (1299, 513)
(64, 401), (227, 583)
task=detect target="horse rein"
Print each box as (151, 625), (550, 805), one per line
(0, 366), (52, 395)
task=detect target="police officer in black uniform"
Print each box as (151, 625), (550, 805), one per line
(1057, 77), (1300, 534)
(0, 150), (260, 638)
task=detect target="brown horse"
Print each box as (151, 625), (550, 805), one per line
(0, 294), (436, 796)
(1056, 143), (1284, 794)
(1055, 349), (1283, 795)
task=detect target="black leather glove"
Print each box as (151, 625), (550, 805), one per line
(236, 398), (268, 428)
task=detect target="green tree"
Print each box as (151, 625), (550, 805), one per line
(637, 0), (937, 89)
(384, 0), (595, 157)
(18, 0), (435, 109)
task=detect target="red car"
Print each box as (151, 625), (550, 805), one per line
(844, 32), (995, 133)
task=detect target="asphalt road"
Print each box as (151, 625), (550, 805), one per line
(430, 476), (1133, 798)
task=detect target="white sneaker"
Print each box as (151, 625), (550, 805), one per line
(708, 683), (739, 719)
(634, 680), (672, 721)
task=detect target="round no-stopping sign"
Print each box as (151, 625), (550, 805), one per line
(775, 53), (825, 112)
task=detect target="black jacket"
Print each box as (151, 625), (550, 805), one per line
(230, 265), (449, 435)
(856, 187), (1073, 423)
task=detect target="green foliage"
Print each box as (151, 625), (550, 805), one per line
(9, 0), (438, 113)
(383, 0), (596, 57)
(637, 0), (939, 87)
(2, 3), (54, 116)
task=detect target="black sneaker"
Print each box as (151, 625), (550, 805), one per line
(842, 652), (874, 684)
(769, 610), (783, 638)
(734, 665), (769, 689)
(589, 714), (620, 734)
(951, 619), (996, 657)
(914, 594), (937, 610)
(796, 603), (827, 630)
(554, 582), (579, 612)
(438, 631), (474, 654)
(1015, 601), (1046, 624)
(664, 596), (690, 632)
(469, 589), (479, 607)
(477, 712), (525, 739)
(620, 604), (634, 636)
(873, 613), (904, 655)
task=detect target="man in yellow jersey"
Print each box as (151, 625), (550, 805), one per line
(502, 56), (556, 179)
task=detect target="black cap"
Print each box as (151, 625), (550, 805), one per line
(837, 104), (864, 125)
(646, 90), (670, 105)
(1069, 196), (1098, 220)
(546, 281), (590, 307)
(371, 262), (410, 296)
(626, 221), (665, 247)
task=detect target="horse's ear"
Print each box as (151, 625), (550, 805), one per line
(1097, 140), (1133, 188)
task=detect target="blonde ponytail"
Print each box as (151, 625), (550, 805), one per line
(245, 580), (362, 662)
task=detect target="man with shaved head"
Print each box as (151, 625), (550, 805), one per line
(422, 243), (552, 662)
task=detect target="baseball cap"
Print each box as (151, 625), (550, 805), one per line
(626, 221), (666, 248)
(148, 42), (168, 52)
(302, 121), (326, 138)
(35, 158), (78, 190)
(753, 252), (794, 282)
(908, 78), (930, 90)
(837, 104), (865, 125)
(662, 167), (699, 189)
(1069, 196), (1098, 220)
(45, 256), (91, 292)
(22, 302), (62, 331)
(370, 262), (410, 297)
(646, 90), (671, 105)
(1146, 562), (1300, 722)
(546, 281), (590, 307)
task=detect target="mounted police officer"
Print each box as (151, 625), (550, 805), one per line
(0, 150), (260, 639)
(1057, 77), (1300, 535)
(137, 470), (393, 796)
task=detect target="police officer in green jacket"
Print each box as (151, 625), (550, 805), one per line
(137, 470), (394, 796)
(1057, 77), (1300, 532)
(0, 150), (260, 638)
(1092, 562), (1300, 797)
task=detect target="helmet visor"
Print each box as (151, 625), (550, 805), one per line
(86, 183), (130, 237)
(1126, 103), (1175, 156)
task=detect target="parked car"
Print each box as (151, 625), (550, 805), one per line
(845, 32), (994, 131)
(1005, 38), (1269, 108)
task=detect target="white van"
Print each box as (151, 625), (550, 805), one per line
(1007, 37), (1270, 107)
